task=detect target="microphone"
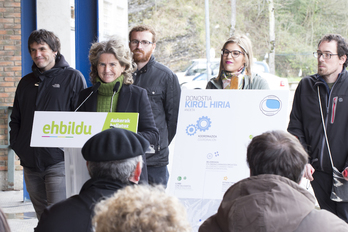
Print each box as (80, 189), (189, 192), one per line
(110, 82), (121, 112)
(113, 82), (120, 93)
(74, 82), (101, 112)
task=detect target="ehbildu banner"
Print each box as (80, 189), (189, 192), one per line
(30, 111), (139, 148)
(168, 89), (289, 230)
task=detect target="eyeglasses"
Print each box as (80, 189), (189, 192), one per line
(130, 40), (154, 47)
(313, 52), (338, 59)
(221, 49), (243, 58)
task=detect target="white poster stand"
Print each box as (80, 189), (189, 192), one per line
(168, 89), (289, 231)
(31, 112), (139, 197)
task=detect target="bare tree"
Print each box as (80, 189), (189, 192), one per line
(268, 0), (275, 74)
(230, 0), (236, 36)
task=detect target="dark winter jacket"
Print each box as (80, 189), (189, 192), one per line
(199, 175), (348, 232)
(288, 69), (348, 173)
(77, 83), (160, 183)
(35, 178), (128, 232)
(77, 84), (159, 147)
(9, 55), (87, 171)
(133, 55), (181, 166)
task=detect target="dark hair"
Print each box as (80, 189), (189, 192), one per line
(129, 25), (157, 43)
(87, 156), (142, 183)
(318, 34), (348, 68)
(247, 130), (308, 183)
(0, 208), (11, 232)
(28, 29), (61, 56)
(89, 37), (135, 85)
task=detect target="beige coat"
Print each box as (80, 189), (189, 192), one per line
(199, 174), (348, 232)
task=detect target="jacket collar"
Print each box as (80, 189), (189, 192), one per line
(80, 177), (130, 194)
(137, 55), (155, 74)
(313, 68), (347, 93)
(32, 54), (70, 80)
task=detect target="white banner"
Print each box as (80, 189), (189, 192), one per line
(30, 111), (139, 148)
(168, 89), (289, 230)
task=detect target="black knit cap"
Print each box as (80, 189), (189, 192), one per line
(82, 128), (149, 162)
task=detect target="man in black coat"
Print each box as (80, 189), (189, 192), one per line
(10, 29), (86, 219)
(129, 25), (181, 187)
(35, 128), (149, 232)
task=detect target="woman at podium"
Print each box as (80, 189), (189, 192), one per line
(76, 37), (159, 183)
(206, 34), (269, 90)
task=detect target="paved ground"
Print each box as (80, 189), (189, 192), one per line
(0, 190), (37, 232)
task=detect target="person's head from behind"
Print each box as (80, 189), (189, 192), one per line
(128, 25), (156, 63)
(316, 34), (348, 77)
(247, 130), (308, 184)
(93, 185), (191, 232)
(28, 29), (61, 72)
(82, 128), (150, 184)
(89, 37), (135, 85)
(217, 34), (253, 80)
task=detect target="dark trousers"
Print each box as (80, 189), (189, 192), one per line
(311, 170), (348, 223)
(24, 161), (66, 220)
(147, 165), (169, 188)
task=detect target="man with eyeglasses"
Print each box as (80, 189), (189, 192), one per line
(128, 25), (181, 188)
(288, 34), (348, 222)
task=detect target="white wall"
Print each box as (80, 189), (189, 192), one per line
(36, 0), (129, 68)
(36, 0), (73, 66)
(98, 0), (128, 44)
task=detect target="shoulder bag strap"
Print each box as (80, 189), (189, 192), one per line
(317, 86), (335, 169)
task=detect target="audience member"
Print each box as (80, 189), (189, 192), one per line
(93, 185), (191, 232)
(199, 130), (348, 232)
(35, 128), (149, 232)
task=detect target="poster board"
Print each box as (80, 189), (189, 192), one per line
(30, 111), (139, 197)
(168, 89), (289, 230)
(30, 111), (139, 147)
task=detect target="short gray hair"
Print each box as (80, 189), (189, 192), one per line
(87, 156), (142, 183)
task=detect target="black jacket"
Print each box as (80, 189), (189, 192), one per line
(133, 56), (181, 166)
(35, 178), (128, 232)
(288, 69), (348, 173)
(9, 55), (87, 171)
(77, 84), (159, 147)
(77, 84), (160, 183)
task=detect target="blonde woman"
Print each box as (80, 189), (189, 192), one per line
(206, 34), (269, 89)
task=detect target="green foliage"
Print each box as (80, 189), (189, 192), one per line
(129, 0), (348, 76)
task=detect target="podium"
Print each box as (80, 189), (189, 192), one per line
(31, 111), (139, 197)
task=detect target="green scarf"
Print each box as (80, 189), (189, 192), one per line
(96, 75), (124, 112)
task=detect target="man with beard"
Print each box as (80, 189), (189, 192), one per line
(129, 25), (180, 187)
(288, 34), (348, 222)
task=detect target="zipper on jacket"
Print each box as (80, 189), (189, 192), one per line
(331, 97), (338, 124)
(318, 72), (341, 171)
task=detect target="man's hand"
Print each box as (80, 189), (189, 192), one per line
(303, 163), (315, 181)
(342, 167), (348, 181)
